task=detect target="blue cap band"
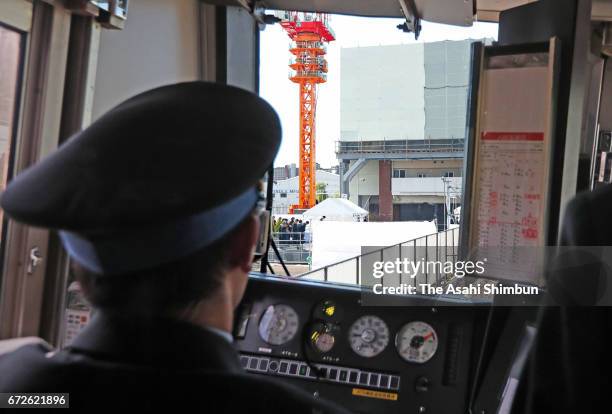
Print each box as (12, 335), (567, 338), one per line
(59, 188), (259, 275)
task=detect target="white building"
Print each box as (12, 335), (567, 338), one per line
(270, 170), (340, 214)
(338, 39), (491, 227)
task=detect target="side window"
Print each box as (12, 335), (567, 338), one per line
(0, 25), (24, 263)
(393, 169), (407, 178)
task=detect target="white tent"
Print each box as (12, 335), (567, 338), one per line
(303, 198), (368, 222)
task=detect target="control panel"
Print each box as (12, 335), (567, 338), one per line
(235, 274), (488, 414)
(240, 355), (401, 392)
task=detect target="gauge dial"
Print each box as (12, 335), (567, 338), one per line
(309, 322), (338, 353)
(349, 315), (389, 358)
(258, 304), (299, 345)
(314, 332), (335, 353)
(396, 321), (438, 363)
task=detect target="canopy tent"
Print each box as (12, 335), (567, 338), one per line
(303, 198), (368, 222)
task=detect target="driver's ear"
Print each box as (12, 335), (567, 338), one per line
(227, 215), (260, 272)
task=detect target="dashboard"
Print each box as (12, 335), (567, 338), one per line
(234, 273), (492, 414)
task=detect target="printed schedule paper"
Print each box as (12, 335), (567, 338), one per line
(467, 48), (556, 286)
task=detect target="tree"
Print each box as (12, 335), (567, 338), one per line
(316, 182), (328, 203)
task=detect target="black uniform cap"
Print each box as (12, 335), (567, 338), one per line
(0, 82), (281, 274)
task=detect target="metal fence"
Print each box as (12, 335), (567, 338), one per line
(297, 227), (459, 285)
(268, 232), (311, 264)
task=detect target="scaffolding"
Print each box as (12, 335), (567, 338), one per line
(278, 12), (335, 212)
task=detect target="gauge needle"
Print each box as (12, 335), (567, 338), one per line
(423, 332), (434, 341)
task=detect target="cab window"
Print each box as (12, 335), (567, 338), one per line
(259, 11), (497, 283)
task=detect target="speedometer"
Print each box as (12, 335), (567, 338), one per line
(395, 321), (438, 363)
(349, 315), (389, 358)
(258, 304), (299, 345)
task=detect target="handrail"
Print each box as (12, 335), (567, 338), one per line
(297, 227), (459, 284)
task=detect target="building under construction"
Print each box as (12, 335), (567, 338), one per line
(338, 39), (493, 227)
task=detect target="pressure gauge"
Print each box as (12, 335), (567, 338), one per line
(258, 304), (299, 345)
(349, 315), (389, 358)
(395, 321), (438, 364)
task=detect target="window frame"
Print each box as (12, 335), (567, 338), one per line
(0, 0), (73, 339)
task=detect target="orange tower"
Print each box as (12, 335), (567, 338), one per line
(279, 12), (335, 212)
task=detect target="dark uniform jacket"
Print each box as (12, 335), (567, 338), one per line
(526, 185), (612, 414)
(0, 313), (351, 413)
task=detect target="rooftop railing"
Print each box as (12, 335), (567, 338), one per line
(290, 41), (327, 52)
(289, 70), (327, 81)
(336, 139), (465, 155)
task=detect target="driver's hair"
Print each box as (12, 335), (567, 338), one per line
(73, 212), (256, 315)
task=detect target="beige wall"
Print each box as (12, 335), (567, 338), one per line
(394, 195), (445, 204)
(391, 159), (462, 177)
(348, 160), (379, 203)
(92, 0), (200, 119)
(348, 158), (463, 202)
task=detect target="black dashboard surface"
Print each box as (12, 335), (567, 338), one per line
(235, 273), (490, 414)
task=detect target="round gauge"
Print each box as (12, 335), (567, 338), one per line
(314, 332), (335, 353)
(258, 304), (299, 345)
(349, 315), (389, 358)
(309, 322), (338, 353)
(395, 321), (438, 364)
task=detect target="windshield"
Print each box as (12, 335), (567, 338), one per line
(258, 11), (498, 293)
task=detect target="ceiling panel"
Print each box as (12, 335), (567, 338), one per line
(260, 0), (474, 26)
(593, 0), (612, 22)
(475, 0), (537, 22)
(416, 0), (474, 26)
(260, 0), (404, 17)
(215, 0), (601, 26)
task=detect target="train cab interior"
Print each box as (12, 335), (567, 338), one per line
(0, 0), (610, 413)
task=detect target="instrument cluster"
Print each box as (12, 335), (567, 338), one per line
(257, 300), (439, 365)
(237, 274), (482, 414)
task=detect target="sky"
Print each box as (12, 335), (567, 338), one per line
(259, 15), (499, 168)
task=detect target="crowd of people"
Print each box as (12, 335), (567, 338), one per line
(272, 217), (311, 244)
